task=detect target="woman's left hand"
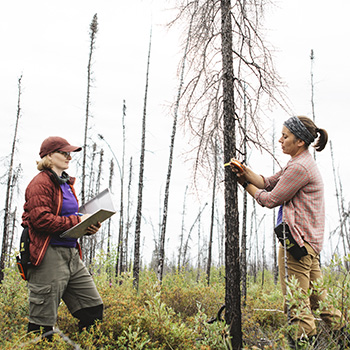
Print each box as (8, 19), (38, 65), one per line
(229, 159), (246, 184)
(85, 222), (101, 236)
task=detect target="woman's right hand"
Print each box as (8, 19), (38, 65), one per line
(229, 159), (246, 175)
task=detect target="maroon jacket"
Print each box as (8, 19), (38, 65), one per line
(22, 169), (82, 266)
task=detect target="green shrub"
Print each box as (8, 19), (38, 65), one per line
(2, 255), (350, 349)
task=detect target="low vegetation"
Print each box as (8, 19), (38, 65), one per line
(0, 254), (349, 349)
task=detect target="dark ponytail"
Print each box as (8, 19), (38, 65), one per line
(314, 127), (328, 152)
(298, 116), (328, 152)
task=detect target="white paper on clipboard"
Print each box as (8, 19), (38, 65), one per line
(60, 188), (116, 239)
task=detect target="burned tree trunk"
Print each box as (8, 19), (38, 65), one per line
(125, 157), (133, 272)
(157, 13), (193, 283)
(272, 123), (278, 284)
(221, 2), (242, 348)
(240, 88), (248, 303)
(133, 29), (152, 290)
(0, 75), (22, 283)
(170, 1), (285, 346)
(116, 101), (126, 276)
(81, 13), (98, 204)
(177, 186), (188, 271)
(206, 137), (218, 286)
(182, 203), (207, 267)
(106, 159), (114, 281)
(80, 14), (98, 258)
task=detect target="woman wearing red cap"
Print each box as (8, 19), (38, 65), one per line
(22, 136), (103, 338)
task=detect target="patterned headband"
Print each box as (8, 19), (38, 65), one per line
(283, 116), (315, 145)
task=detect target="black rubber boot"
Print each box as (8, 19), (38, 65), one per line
(27, 322), (54, 340)
(72, 304), (103, 332)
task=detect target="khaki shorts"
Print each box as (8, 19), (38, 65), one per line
(27, 245), (103, 326)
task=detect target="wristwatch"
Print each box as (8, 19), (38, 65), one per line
(242, 181), (250, 189)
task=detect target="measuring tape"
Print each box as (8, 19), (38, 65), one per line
(224, 159), (245, 172)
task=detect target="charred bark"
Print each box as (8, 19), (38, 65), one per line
(0, 75), (22, 282)
(133, 29), (152, 290)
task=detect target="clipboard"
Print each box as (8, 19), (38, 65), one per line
(60, 188), (116, 239)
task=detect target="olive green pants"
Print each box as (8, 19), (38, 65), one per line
(27, 245), (103, 326)
(278, 242), (343, 338)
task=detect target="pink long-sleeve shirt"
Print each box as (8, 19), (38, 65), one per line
(254, 149), (325, 254)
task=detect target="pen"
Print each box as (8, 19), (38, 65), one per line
(75, 212), (83, 217)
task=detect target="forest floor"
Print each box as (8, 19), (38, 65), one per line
(0, 256), (349, 349)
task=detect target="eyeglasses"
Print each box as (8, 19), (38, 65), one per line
(56, 151), (71, 159)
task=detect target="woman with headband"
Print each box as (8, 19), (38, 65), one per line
(230, 116), (348, 348)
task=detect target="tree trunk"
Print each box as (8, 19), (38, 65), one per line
(177, 186), (188, 271)
(221, 0), (242, 348)
(116, 100), (126, 276)
(81, 13), (98, 257)
(157, 13), (193, 283)
(125, 157), (133, 272)
(107, 159), (114, 282)
(310, 49), (316, 160)
(133, 29), (152, 290)
(240, 88), (248, 303)
(272, 123), (278, 284)
(206, 137), (218, 286)
(182, 203), (207, 267)
(0, 75), (22, 283)
(81, 13), (98, 204)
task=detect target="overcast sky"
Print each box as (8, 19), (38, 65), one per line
(1, 0), (349, 264)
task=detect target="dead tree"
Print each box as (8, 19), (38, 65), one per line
(206, 135), (218, 286)
(157, 12), (194, 283)
(272, 122), (278, 284)
(196, 214), (202, 282)
(177, 186), (188, 271)
(182, 203), (207, 267)
(310, 49), (316, 160)
(80, 14), (98, 259)
(95, 149), (104, 195)
(133, 29), (152, 290)
(240, 87), (248, 302)
(221, 2), (242, 347)
(81, 13), (98, 204)
(217, 208), (225, 267)
(0, 75), (22, 283)
(107, 159), (114, 281)
(6, 165), (22, 262)
(171, 1), (285, 346)
(252, 199), (258, 283)
(125, 157), (133, 272)
(88, 148), (104, 267)
(116, 101), (126, 275)
(88, 143), (97, 199)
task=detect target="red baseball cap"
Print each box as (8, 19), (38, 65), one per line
(39, 136), (82, 158)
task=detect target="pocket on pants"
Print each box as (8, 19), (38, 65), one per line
(28, 283), (52, 317)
